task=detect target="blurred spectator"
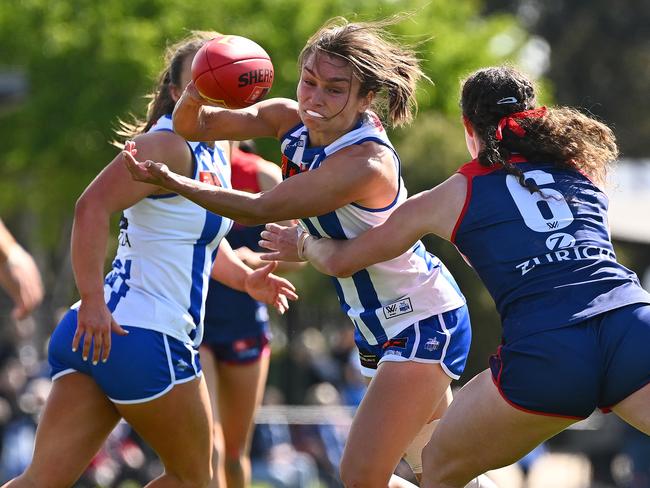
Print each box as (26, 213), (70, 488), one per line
(0, 375), (50, 481)
(250, 386), (320, 488)
(615, 423), (650, 488)
(292, 382), (348, 487)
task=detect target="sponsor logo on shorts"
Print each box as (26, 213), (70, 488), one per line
(384, 349), (403, 357)
(359, 351), (378, 369)
(383, 297), (413, 319)
(424, 337), (441, 351)
(175, 359), (190, 371)
(382, 337), (408, 350)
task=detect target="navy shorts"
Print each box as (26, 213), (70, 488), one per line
(202, 330), (271, 364)
(356, 305), (472, 380)
(490, 303), (650, 419)
(49, 309), (202, 404)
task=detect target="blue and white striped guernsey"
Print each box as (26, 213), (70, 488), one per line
(96, 115), (233, 347)
(280, 112), (465, 345)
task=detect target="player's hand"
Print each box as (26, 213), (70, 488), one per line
(259, 223), (303, 262)
(0, 244), (44, 320)
(73, 295), (128, 364)
(234, 246), (266, 269)
(181, 81), (208, 104)
(244, 261), (298, 314)
(122, 141), (174, 188)
(181, 81), (228, 108)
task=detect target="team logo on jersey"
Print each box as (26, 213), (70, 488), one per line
(424, 337), (441, 352)
(199, 171), (222, 187)
(281, 155), (304, 179)
(383, 297), (413, 319)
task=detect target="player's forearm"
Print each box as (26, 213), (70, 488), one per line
(302, 236), (360, 278)
(71, 199), (111, 300)
(303, 221), (416, 278)
(211, 240), (252, 292)
(162, 170), (285, 225)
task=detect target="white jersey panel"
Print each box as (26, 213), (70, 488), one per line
(101, 115), (232, 347)
(280, 112), (465, 345)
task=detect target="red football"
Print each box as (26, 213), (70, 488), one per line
(191, 35), (274, 109)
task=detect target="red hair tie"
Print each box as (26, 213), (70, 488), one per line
(495, 106), (547, 141)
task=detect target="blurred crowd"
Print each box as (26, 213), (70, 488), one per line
(1, 309), (649, 488)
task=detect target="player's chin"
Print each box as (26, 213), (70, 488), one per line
(301, 115), (325, 130)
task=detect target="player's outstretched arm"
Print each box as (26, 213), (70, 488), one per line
(124, 141), (385, 227)
(260, 174), (467, 277)
(172, 82), (298, 142)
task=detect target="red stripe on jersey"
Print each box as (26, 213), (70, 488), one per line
(450, 156), (528, 243)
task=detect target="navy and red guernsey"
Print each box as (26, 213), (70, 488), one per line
(451, 156), (650, 342)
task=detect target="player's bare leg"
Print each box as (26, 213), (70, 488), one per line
(118, 376), (214, 487)
(199, 345), (227, 488)
(1, 373), (121, 488)
(216, 351), (270, 488)
(420, 370), (576, 488)
(340, 361), (451, 488)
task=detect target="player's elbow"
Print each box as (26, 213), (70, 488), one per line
(172, 117), (199, 140)
(74, 192), (110, 227)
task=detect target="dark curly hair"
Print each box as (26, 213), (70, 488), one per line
(461, 66), (618, 189)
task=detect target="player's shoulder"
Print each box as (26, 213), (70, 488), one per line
(132, 130), (193, 175)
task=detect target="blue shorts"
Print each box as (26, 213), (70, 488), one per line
(356, 305), (472, 380)
(490, 303), (650, 419)
(202, 330), (271, 364)
(49, 309), (202, 404)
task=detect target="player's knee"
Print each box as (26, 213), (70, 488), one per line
(422, 441), (484, 487)
(18, 464), (82, 488)
(169, 463), (213, 488)
(422, 441), (455, 483)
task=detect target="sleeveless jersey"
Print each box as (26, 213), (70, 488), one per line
(280, 111), (465, 346)
(100, 115), (233, 347)
(452, 157), (650, 342)
(204, 147), (269, 342)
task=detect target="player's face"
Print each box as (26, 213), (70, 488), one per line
(297, 52), (372, 145)
(170, 53), (195, 102)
